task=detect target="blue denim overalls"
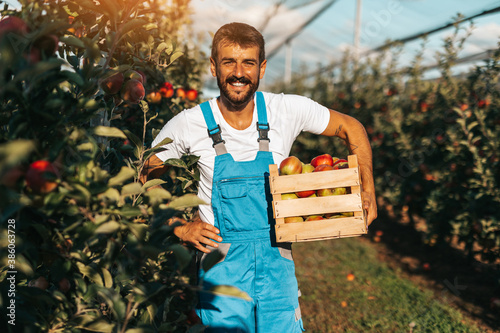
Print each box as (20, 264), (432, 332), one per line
(196, 92), (304, 332)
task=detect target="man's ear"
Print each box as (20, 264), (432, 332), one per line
(259, 59), (267, 79)
(210, 57), (217, 77)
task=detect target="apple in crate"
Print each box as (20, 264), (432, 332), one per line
(311, 154), (334, 167)
(333, 159), (349, 169)
(279, 156), (302, 175)
(284, 216), (304, 223)
(305, 215), (324, 221)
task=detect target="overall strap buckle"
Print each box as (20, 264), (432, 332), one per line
(207, 124), (225, 147)
(256, 122), (270, 142)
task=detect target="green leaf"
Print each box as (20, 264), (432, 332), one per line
(97, 188), (121, 202)
(60, 35), (85, 48)
(169, 194), (207, 210)
(153, 137), (173, 149)
(76, 262), (104, 286)
(123, 129), (143, 149)
(207, 285), (252, 301)
(141, 179), (166, 190)
(116, 19), (148, 43)
(144, 187), (172, 205)
(102, 268), (113, 288)
(164, 158), (187, 169)
(169, 51), (183, 65)
(92, 126), (127, 139)
(0, 140), (36, 175)
(168, 244), (192, 270)
(128, 222), (148, 240)
(121, 182), (143, 196)
(108, 166), (136, 186)
(95, 221), (121, 234)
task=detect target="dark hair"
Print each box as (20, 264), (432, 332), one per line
(211, 22), (265, 64)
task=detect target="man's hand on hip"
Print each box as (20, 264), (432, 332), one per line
(171, 217), (222, 253)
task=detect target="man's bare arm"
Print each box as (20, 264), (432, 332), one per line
(321, 109), (377, 225)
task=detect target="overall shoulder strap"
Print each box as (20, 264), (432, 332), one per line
(255, 91), (270, 152)
(200, 100), (228, 155)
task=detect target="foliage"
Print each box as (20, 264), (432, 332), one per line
(0, 0), (207, 331)
(270, 23), (500, 264)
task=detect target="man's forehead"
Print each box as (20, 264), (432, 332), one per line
(216, 41), (260, 58)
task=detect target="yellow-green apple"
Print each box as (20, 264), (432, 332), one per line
(305, 215), (324, 221)
(316, 188), (333, 196)
(301, 163), (315, 173)
(26, 160), (59, 194)
(279, 156), (302, 175)
(284, 216), (304, 223)
(186, 89), (198, 101)
(340, 212), (354, 217)
(281, 193), (298, 200)
(332, 187), (347, 195)
(324, 213), (341, 219)
(311, 153), (333, 167)
(120, 79), (145, 104)
(99, 71), (124, 95)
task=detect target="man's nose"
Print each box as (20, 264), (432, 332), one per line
(233, 62), (244, 77)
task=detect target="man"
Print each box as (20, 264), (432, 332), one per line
(142, 22), (376, 332)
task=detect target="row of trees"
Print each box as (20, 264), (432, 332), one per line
(0, 0), (211, 331)
(272, 24), (499, 264)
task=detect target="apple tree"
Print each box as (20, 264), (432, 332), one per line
(0, 0), (208, 331)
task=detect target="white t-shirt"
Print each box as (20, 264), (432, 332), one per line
(152, 91), (330, 225)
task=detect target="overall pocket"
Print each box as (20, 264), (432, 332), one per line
(217, 177), (270, 233)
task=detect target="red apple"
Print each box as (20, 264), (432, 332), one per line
(284, 216), (304, 223)
(333, 158), (348, 168)
(176, 87), (186, 99)
(146, 91), (162, 104)
(333, 161), (348, 169)
(29, 276), (49, 290)
(26, 160), (59, 194)
(186, 89), (198, 101)
(99, 72), (124, 95)
(120, 79), (145, 104)
(58, 278), (71, 292)
(311, 154), (334, 167)
(0, 16), (29, 38)
(136, 70), (147, 85)
(296, 189), (315, 198)
(313, 164), (334, 172)
(279, 156), (302, 175)
(160, 86), (174, 98)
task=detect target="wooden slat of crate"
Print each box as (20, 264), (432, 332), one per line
(269, 168), (360, 194)
(275, 216), (367, 242)
(273, 193), (363, 218)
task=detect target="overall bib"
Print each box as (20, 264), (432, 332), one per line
(197, 92), (304, 333)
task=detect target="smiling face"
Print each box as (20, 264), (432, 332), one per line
(211, 43), (267, 110)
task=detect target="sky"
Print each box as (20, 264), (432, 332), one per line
(187, 0), (500, 96)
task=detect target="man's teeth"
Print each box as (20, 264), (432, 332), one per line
(231, 82), (246, 86)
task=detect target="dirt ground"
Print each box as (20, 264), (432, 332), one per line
(365, 204), (500, 333)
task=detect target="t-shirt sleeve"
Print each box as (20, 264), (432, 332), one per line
(285, 94), (330, 135)
(151, 111), (189, 162)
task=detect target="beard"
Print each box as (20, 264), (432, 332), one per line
(217, 74), (259, 109)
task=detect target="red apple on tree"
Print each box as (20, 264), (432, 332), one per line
(176, 87), (186, 99)
(123, 69), (143, 83)
(311, 154), (334, 167)
(120, 79), (145, 104)
(25, 160), (59, 194)
(279, 156), (302, 175)
(146, 91), (162, 104)
(99, 71), (124, 95)
(186, 89), (198, 101)
(0, 16), (29, 38)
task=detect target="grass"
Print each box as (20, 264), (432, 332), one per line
(293, 237), (481, 333)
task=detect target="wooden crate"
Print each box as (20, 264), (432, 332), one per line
(269, 154), (367, 242)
